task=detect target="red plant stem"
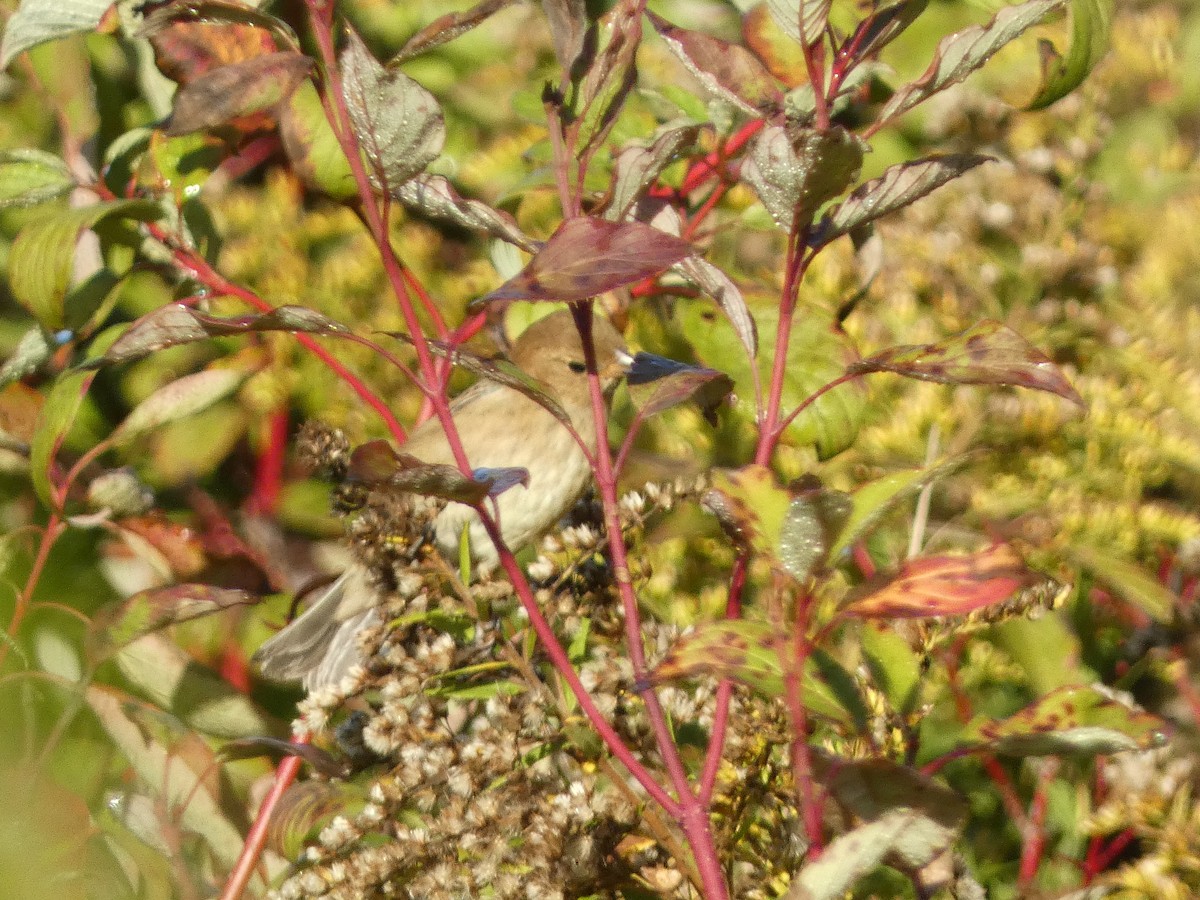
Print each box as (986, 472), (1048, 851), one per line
(220, 749), (306, 900)
(679, 119), (764, 196)
(0, 513), (65, 668)
(801, 36), (830, 131)
(682, 182), (728, 241)
(756, 233), (808, 465)
(1018, 760), (1059, 887)
(698, 553), (749, 806)
(781, 588), (824, 851)
(1084, 829), (1135, 880)
(248, 406), (289, 516)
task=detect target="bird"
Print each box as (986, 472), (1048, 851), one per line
(254, 309), (629, 692)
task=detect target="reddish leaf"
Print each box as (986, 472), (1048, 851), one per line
(743, 4), (808, 89)
(648, 11), (783, 116)
(116, 514), (208, 578)
(477, 217), (694, 305)
(844, 544), (1033, 619)
(838, 0), (929, 68)
(850, 320), (1085, 406)
(148, 19), (277, 85)
(93, 584), (256, 649)
(627, 353), (734, 424)
(391, 0), (516, 63)
(164, 51), (313, 136)
(140, 0), (299, 53)
(959, 685), (1168, 756)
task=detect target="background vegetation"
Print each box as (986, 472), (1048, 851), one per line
(1, 0), (1199, 897)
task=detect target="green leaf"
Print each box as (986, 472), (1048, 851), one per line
(767, 0), (832, 48)
(860, 623), (922, 715)
(744, 124), (866, 231)
(340, 25), (445, 190)
(279, 81), (357, 199)
(878, 0), (1062, 123)
(29, 369), (94, 508)
(91, 585), (257, 651)
(0, 326), (53, 389)
(1028, 0), (1112, 110)
(1067, 543), (1177, 623)
(8, 200), (161, 331)
(680, 302), (865, 459)
(0, 0), (110, 69)
(958, 685), (1167, 756)
(0, 148), (75, 208)
(112, 367), (248, 443)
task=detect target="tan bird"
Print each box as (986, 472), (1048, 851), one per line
(255, 310), (629, 691)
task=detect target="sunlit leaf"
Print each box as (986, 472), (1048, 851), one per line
(648, 11), (783, 117)
(1068, 543), (1177, 623)
(85, 302), (349, 367)
(787, 811), (915, 900)
(0, 0), (110, 68)
(606, 125), (700, 222)
(844, 544), (1033, 619)
(959, 685), (1168, 756)
(860, 623), (922, 715)
(478, 217), (694, 304)
(164, 51), (312, 136)
(93, 584), (256, 650)
(8, 200), (162, 331)
(348, 440), (528, 504)
(395, 174), (537, 252)
(816, 155), (990, 245)
(280, 80), (358, 198)
(744, 124), (866, 230)
(29, 369), (94, 508)
(838, 0), (929, 67)
(767, 0), (832, 48)
(0, 148), (75, 209)
(850, 319), (1084, 406)
(878, 0), (1061, 123)
(743, 4), (808, 89)
(141, 0), (296, 58)
(112, 367), (248, 443)
(340, 25), (445, 190)
(392, 0), (517, 63)
(1029, 0), (1110, 109)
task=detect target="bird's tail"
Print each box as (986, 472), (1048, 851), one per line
(253, 568), (379, 692)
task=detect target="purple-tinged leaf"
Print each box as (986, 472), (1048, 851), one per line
(958, 685), (1167, 756)
(744, 124), (866, 231)
(86, 303), (349, 367)
(850, 319), (1084, 406)
(767, 0), (832, 48)
(626, 353), (734, 424)
(340, 26), (445, 190)
(817, 154), (990, 245)
(477, 217), (694, 304)
(838, 0), (929, 67)
(605, 125), (700, 223)
(1028, 0), (1112, 110)
(139, 0), (300, 53)
(541, 0), (588, 74)
(742, 4), (808, 89)
(844, 544), (1033, 619)
(878, 0), (1061, 123)
(395, 174), (537, 252)
(391, 0), (516, 63)
(648, 11), (783, 117)
(93, 584), (256, 650)
(113, 367), (248, 443)
(573, 0), (641, 156)
(348, 440), (528, 505)
(164, 51), (312, 136)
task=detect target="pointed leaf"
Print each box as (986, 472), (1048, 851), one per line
(850, 319), (1084, 405)
(606, 125), (700, 222)
(86, 303), (349, 367)
(648, 12), (783, 117)
(787, 811), (913, 900)
(1028, 0), (1111, 109)
(844, 544), (1033, 619)
(0, 0), (110, 69)
(478, 217), (694, 304)
(878, 0), (1062, 123)
(348, 440), (527, 505)
(1067, 544), (1176, 623)
(30, 369), (95, 508)
(817, 154), (990, 245)
(93, 584), (256, 650)
(9, 200), (162, 331)
(959, 685), (1168, 756)
(280, 80), (358, 198)
(392, 0), (516, 62)
(675, 256), (758, 360)
(542, 0), (587, 74)
(395, 174), (537, 252)
(112, 367), (248, 443)
(340, 26), (445, 189)
(164, 51), (312, 135)
(0, 148), (75, 209)
(768, 0), (832, 48)
(743, 4), (808, 89)
(627, 353), (734, 423)
(838, 0), (929, 66)
(745, 124), (866, 230)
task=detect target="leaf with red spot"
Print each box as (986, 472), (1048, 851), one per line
(844, 544), (1033, 619)
(647, 11), (783, 117)
(476, 217), (694, 305)
(146, 19), (278, 85)
(958, 685), (1168, 756)
(164, 51), (313, 136)
(850, 320), (1085, 406)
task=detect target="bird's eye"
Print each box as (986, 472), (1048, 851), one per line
(568, 360), (587, 373)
